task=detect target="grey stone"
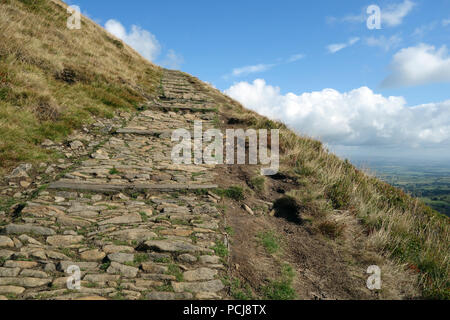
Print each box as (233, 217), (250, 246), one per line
(172, 280), (225, 293)
(0, 267), (21, 277)
(140, 240), (209, 253)
(8, 163), (32, 179)
(178, 253), (197, 263)
(20, 269), (48, 279)
(2, 224), (55, 236)
(183, 268), (218, 281)
(0, 236), (14, 248)
(107, 262), (139, 278)
(199, 255), (221, 264)
(107, 252), (134, 264)
(99, 213), (142, 225)
(58, 261), (98, 272)
(0, 277), (51, 288)
(146, 292), (193, 300)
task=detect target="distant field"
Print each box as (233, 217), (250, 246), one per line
(360, 161), (450, 217)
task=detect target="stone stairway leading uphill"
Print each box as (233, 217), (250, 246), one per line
(0, 70), (228, 300)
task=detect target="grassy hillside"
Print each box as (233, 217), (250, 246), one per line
(0, 0), (448, 300)
(0, 0), (161, 174)
(195, 83), (449, 299)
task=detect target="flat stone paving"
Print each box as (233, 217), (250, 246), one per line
(0, 70), (227, 300)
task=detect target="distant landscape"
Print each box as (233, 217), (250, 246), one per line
(354, 158), (450, 217)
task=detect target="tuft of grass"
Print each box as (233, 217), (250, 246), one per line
(262, 264), (296, 300)
(109, 167), (120, 175)
(167, 263), (184, 282)
(318, 220), (345, 239)
(250, 176), (266, 193)
(214, 186), (245, 201)
(257, 231), (280, 254)
(212, 239), (228, 258)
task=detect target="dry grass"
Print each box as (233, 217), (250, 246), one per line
(196, 80), (449, 299)
(0, 0), (162, 173)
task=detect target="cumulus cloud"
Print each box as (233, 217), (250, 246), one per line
(231, 64), (275, 77)
(105, 19), (161, 62)
(287, 54), (305, 63)
(381, 43), (450, 87)
(382, 0), (415, 27)
(327, 37), (360, 54)
(365, 35), (402, 51)
(224, 79), (450, 148)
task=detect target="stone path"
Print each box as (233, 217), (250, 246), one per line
(0, 70), (227, 300)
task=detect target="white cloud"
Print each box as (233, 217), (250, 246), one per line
(161, 50), (184, 69)
(231, 64), (275, 77)
(443, 19), (450, 26)
(365, 35), (402, 51)
(382, 0), (416, 27)
(327, 37), (360, 54)
(105, 19), (161, 62)
(382, 43), (450, 87)
(224, 79), (450, 148)
(330, 0), (415, 28)
(287, 54), (305, 63)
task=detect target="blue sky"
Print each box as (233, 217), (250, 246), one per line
(66, 0), (450, 162)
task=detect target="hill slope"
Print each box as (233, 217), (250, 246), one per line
(0, 0), (448, 300)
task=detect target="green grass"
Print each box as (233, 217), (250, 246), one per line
(139, 211), (149, 222)
(250, 176), (266, 193)
(214, 186), (245, 201)
(109, 167), (120, 175)
(257, 231), (280, 254)
(262, 264), (296, 300)
(212, 239), (228, 258)
(223, 277), (254, 300)
(167, 263), (184, 282)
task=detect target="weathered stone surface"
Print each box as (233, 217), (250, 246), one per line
(140, 263), (168, 274)
(46, 235), (84, 246)
(0, 277), (51, 288)
(83, 274), (120, 283)
(0, 250), (14, 260)
(107, 252), (134, 264)
(8, 163), (32, 179)
(140, 240), (209, 253)
(0, 286), (25, 295)
(103, 245), (134, 254)
(4, 260), (38, 269)
(183, 268), (218, 281)
(0, 267), (21, 277)
(58, 261), (98, 272)
(18, 235), (42, 246)
(3, 224), (55, 236)
(199, 255), (221, 264)
(134, 279), (163, 288)
(110, 228), (157, 241)
(172, 280), (225, 293)
(107, 262), (138, 278)
(20, 269), (48, 279)
(0, 236), (14, 248)
(80, 249), (106, 261)
(57, 216), (91, 228)
(99, 213), (142, 225)
(178, 253), (197, 263)
(146, 292), (193, 300)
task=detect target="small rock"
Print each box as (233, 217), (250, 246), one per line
(107, 262), (139, 278)
(103, 245), (135, 254)
(44, 263), (56, 272)
(98, 213), (141, 225)
(0, 277), (51, 288)
(178, 254), (197, 263)
(0, 236), (14, 248)
(140, 263), (168, 274)
(107, 252), (134, 264)
(80, 249), (106, 261)
(0, 286), (25, 295)
(46, 235), (84, 247)
(0, 267), (21, 277)
(91, 195), (103, 202)
(199, 255), (220, 264)
(20, 269), (48, 279)
(4, 260), (38, 269)
(70, 140), (84, 150)
(183, 268), (218, 281)
(41, 139), (54, 147)
(20, 180), (31, 188)
(243, 204), (254, 215)
(172, 280), (224, 293)
(8, 163), (32, 179)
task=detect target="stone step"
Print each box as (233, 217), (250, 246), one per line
(149, 104), (216, 113)
(48, 181), (218, 193)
